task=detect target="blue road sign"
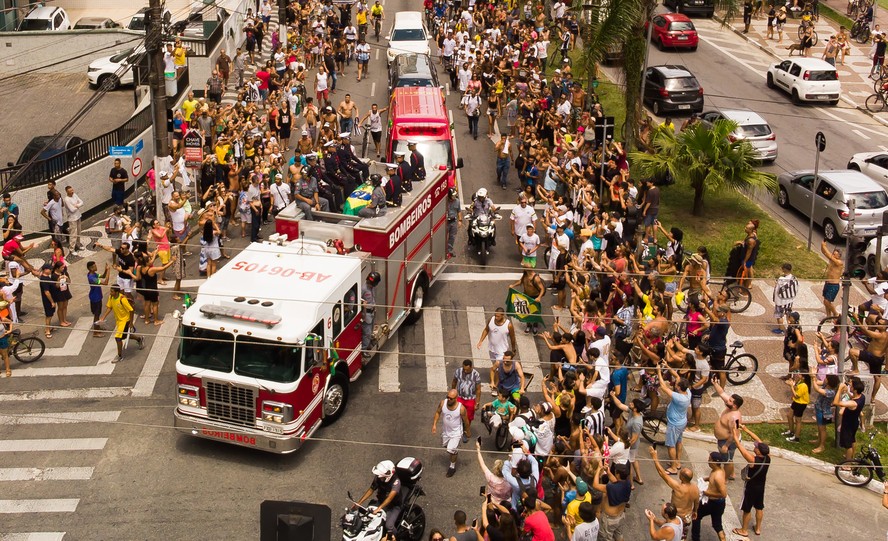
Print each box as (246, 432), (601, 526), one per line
(109, 146), (134, 157)
(134, 139), (144, 154)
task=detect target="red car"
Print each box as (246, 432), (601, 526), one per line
(649, 13), (699, 50)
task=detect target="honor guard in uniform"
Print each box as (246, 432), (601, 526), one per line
(337, 132), (370, 183)
(394, 151), (414, 192)
(293, 166), (330, 220)
(407, 140), (426, 181)
(383, 162), (403, 207)
(362, 271), (382, 361)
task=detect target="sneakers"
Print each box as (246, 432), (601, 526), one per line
(786, 435), (800, 443)
(137, 337), (144, 351)
(446, 465), (456, 478)
(112, 356), (122, 364)
(462, 434), (469, 444)
(780, 430), (793, 436)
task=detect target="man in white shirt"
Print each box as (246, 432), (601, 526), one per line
(61, 185), (84, 253)
(270, 174), (291, 214)
(518, 224), (541, 269)
(461, 89), (482, 140)
(510, 196), (537, 240)
(590, 327), (612, 362)
(556, 95), (572, 120)
(586, 348), (610, 400)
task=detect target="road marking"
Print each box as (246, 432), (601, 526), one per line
(0, 467), (94, 482)
(0, 534), (66, 541)
(0, 438), (106, 453)
(423, 307), (448, 392)
(96, 334), (120, 365)
(0, 411), (120, 426)
(852, 128), (871, 140)
(819, 107), (887, 137)
(466, 306), (490, 382)
(513, 327), (542, 392)
(0, 388), (131, 402)
(375, 48), (379, 60)
(42, 317), (92, 357)
(132, 317), (178, 398)
(370, 82), (376, 98)
(445, 82), (450, 96)
(439, 272), (523, 282)
(880, 145), (888, 151)
(378, 343), (400, 392)
(13, 365), (115, 377)
(0, 500), (79, 514)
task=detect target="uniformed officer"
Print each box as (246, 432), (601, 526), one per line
(337, 132), (370, 182)
(358, 174), (387, 218)
(407, 140), (426, 181)
(293, 167), (330, 220)
(445, 187), (461, 259)
(383, 163), (403, 207)
(361, 271), (382, 361)
(394, 151), (414, 192)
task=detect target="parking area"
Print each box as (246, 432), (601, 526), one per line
(0, 73), (137, 167)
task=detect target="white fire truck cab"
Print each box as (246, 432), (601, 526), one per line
(174, 170), (452, 453)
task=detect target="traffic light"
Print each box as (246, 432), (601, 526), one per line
(846, 234), (868, 279)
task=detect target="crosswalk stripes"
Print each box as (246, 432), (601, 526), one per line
(422, 307), (448, 393)
(378, 345), (401, 393)
(513, 325), (543, 393)
(0, 533), (65, 540)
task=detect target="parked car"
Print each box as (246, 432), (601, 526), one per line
(776, 169), (888, 242)
(766, 57), (840, 105)
(6, 136), (88, 186)
(642, 65), (704, 115)
(128, 7), (171, 32)
(387, 11), (430, 63)
(389, 53), (439, 90)
(865, 235), (888, 276)
(699, 109), (778, 162)
(848, 152), (888, 185)
(73, 17), (120, 30)
(17, 5), (70, 31)
(663, 0), (715, 17)
(87, 46), (144, 89)
(649, 13), (699, 50)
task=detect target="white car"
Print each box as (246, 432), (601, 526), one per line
(849, 152), (888, 186)
(766, 57), (840, 105)
(17, 5), (70, 31)
(866, 235), (888, 276)
(87, 46), (144, 89)
(699, 109), (778, 162)
(387, 11), (430, 63)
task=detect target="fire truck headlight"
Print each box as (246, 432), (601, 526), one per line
(261, 401), (294, 423)
(177, 384), (200, 408)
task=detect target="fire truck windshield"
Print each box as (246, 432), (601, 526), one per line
(392, 139), (451, 169)
(180, 326), (234, 372)
(234, 337), (303, 384)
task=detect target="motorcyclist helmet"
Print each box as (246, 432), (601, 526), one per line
(372, 459), (395, 482)
(366, 271), (382, 286)
(476, 187), (487, 199)
(370, 173), (383, 186)
(448, 187), (457, 198)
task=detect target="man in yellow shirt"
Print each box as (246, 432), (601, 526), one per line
(565, 477), (592, 524)
(98, 285), (143, 363)
(182, 91), (199, 122)
(173, 40), (187, 70)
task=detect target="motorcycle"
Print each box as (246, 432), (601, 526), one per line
(465, 208), (501, 266)
(342, 458), (426, 541)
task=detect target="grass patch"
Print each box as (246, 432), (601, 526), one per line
(819, 4), (854, 30)
(656, 182), (826, 279)
(730, 421), (888, 467)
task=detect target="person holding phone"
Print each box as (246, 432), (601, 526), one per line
(448, 510), (483, 541)
(710, 378), (744, 481)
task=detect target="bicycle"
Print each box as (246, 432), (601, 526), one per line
(817, 309), (871, 351)
(481, 373), (536, 450)
(372, 15), (382, 42)
(834, 431), (885, 487)
(873, 73), (888, 95)
(723, 340), (759, 386)
(675, 280), (753, 314)
(360, 121), (371, 159)
(850, 17), (871, 44)
(847, 0), (871, 20)
(797, 15), (819, 47)
(9, 329), (46, 364)
(865, 90), (888, 113)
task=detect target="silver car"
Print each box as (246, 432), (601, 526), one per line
(777, 169), (888, 242)
(699, 109), (777, 162)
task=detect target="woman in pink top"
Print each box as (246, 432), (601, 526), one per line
(150, 220), (171, 285)
(475, 442), (512, 505)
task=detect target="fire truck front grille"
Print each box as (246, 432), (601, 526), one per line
(205, 381), (256, 427)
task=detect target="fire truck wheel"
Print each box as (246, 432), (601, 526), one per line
(404, 274), (429, 325)
(321, 376), (349, 424)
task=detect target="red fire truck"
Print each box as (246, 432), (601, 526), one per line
(174, 169), (457, 453)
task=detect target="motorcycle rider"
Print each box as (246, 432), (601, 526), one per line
(354, 460), (402, 539)
(468, 188), (498, 253)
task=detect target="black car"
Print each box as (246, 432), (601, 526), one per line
(389, 53), (439, 91)
(663, 0), (715, 17)
(6, 135), (89, 187)
(642, 65), (704, 116)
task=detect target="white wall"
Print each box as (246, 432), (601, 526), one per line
(0, 29), (144, 74)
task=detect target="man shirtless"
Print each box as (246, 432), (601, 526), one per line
(302, 98), (319, 142)
(850, 317), (886, 397)
(510, 268), (545, 334)
(677, 254), (711, 304)
(649, 446), (699, 535)
(337, 94), (359, 134)
(820, 241), (843, 318)
(692, 452), (728, 541)
(711, 379), (744, 480)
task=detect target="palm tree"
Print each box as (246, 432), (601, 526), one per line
(629, 120), (778, 216)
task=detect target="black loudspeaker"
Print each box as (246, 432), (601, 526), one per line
(260, 500), (331, 541)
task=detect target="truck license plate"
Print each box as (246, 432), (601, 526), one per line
(263, 425), (284, 434)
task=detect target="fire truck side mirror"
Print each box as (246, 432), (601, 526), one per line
(454, 157), (464, 170)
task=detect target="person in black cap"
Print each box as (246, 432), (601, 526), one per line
(407, 141), (426, 181)
(731, 424), (770, 538)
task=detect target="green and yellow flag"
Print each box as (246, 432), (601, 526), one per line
(505, 288), (544, 324)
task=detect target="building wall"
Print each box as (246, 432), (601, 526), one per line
(0, 29), (144, 74)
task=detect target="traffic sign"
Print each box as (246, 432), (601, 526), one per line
(131, 157), (143, 177)
(183, 130), (204, 168)
(109, 146), (134, 157)
(134, 139), (144, 154)
(815, 131), (826, 152)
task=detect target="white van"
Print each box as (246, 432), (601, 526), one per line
(17, 5), (70, 31)
(387, 11), (430, 64)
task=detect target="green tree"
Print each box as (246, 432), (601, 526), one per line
(629, 120), (778, 216)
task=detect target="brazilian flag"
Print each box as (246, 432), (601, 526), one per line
(506, 288), (544, 324)
(342, 183), (374, 215)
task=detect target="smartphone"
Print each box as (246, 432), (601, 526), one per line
(735, 419), (740, 429)
(479, 485), (486, 497)
(486, 493), (492, 503)
(471, 519), (478, 528)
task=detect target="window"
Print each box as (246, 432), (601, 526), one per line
(391, 28), (426, 41)
(664, 77), (699, 91)
(304, 320), (325, 369)
(234, 337), (303, 383)
(778, 60), (791, 71)
(669, 22), (695, 31)
(850, 191), (888, 209)
(789, 64), (802, 77)
(180, 327), (235, 372)
(738, 124), (772, 137)
(795, 175), (815, 191)
(808, 70), (838, 81)
(343, 284), (359, 325)
(815, 181), (836, 200)
(872, 155), (888, 169)
(332, 301), (343, 337)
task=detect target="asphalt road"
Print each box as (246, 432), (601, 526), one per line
(4, 3), (888, 540)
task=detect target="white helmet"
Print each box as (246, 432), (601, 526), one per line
(476, 187), (488, 199)
(372, 460), (396, 482)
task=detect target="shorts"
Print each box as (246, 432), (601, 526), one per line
(643, 211), (658, 227)
(522, 256), (537, 268)
(665, 423), (686, 448)
(443, 434), (461, 454)
(791, 401), (808, 418)
(815, 407), (833, 426)
(774, 303), (793, 319)
(665, 282), (677, 293)
(116, 276), (133, 293)
(600, 511), (625, 540)
(859, 349), (885, 375)
(628, 446), (638, 463)
(114, 319), (129, 340)
(839, 428), (857, 449)
(740, 484), (766, 512)
(691, 394), (703, 409)
(716, 438), (737, 460)
(457, 397), (476, 422)
(710, 349), (726, 373)
(371, 130), (381, 143)
(822, 282), (840, 302)
(488, 351), (504, 362)
(90, 301), (102, 320)
(174, 228), (188, 243)
(158, 249), (171, 264)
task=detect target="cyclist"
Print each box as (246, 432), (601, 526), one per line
(370, 0), (384, 37)
(356, 6), (369, 40)
(343, 22), (359, 63)
(354, 460), (403, 537)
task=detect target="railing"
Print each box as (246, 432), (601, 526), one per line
(1, 106), (153, 192)
(177, 19), (224, 58)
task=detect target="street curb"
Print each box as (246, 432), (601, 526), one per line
(681, 429), (884, 494)
(712, 12), (888, 128)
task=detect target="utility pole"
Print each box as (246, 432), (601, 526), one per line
(148, 0), (169, 222)
(279, 0), (288, 52)
(836, 198), (854, 449)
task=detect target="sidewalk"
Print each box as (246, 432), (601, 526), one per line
(715, 1), (888, 124)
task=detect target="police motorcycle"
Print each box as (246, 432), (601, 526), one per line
(464, 188), (501, 266)
(342, 458), (426, 541)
